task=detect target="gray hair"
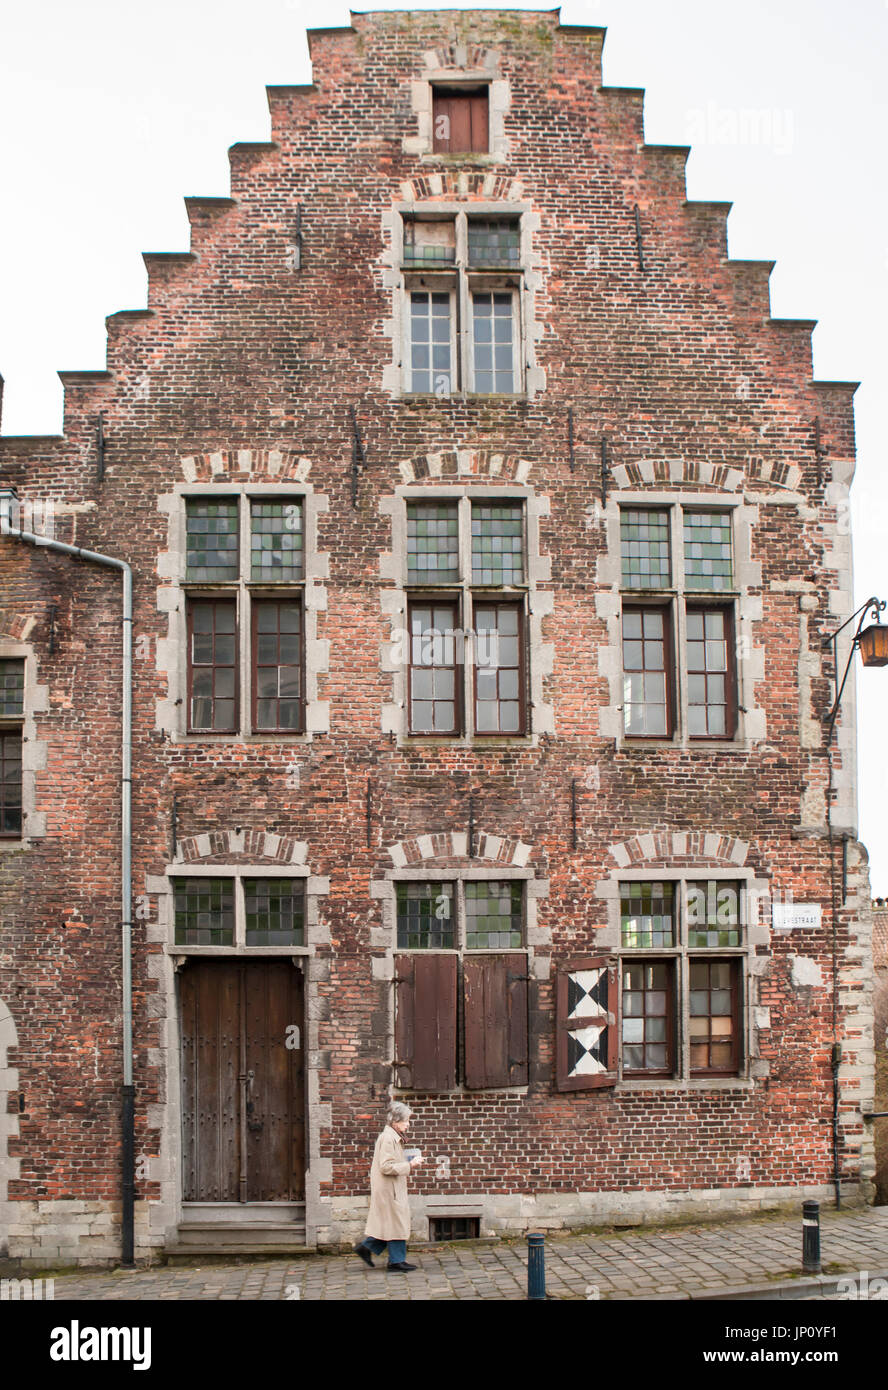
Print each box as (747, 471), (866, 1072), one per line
(386, 1101), (412, 1126)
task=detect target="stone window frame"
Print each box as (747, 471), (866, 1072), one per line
(596, 491), (765, 749)
(0, 640), (47, 851)
(160, 483), (329, 743)
(380, 482), (554, 746)
(381, 200), (546, 402)
(394, 873), (525, 955)
(403, 67), (510, 165)
(598, 866), (769, 1092)
(155, 863), (326, 959)
(374, 861), (550, 1097)
(396, 205), (529, 400)
(146, 854), (331, 1246)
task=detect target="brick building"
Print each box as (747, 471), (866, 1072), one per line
(0, 9), (878, 1266)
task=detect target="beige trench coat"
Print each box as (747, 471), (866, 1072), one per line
(364, 1124), (413, 1241)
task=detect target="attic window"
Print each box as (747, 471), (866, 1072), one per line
(432, 86), (489, 153)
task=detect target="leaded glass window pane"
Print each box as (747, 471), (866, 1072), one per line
(0, 731), (22, 835)
(474, 605), (522, 734)
(686, 880), (742, 947)
(622, 608), (670, 736)
(621, 961), (673, 1072)
(188, 599), (237, 732)
(467, 218), (520, 268)
(471, 503), (524, 584)
(410, 291), (453, 394)
(620, 509), (671, 588)
(683, 511), (733, 590)
(407, 503), (459, 583)
(409, 603), (459, 733)
(396, 881), (455, 949)
(0, 659), (24, 717)
(686, 609), (730, 737)
(173, 877), (235, 945)
(252, 600), (302, 732)
(185, 499), (239, 581)
(620, 881), (675, 947)
(465, 880), (522, 949)
(403, 217), (456, 266)
(689, 959), (739, 1072)
(472, 292), (515, 393)
(250, 500), (304, 582)
(244, 878), (305, 945)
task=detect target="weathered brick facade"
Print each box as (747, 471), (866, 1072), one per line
(0, 9), (877, 1266)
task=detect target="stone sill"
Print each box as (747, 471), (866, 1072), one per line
(394, 1085), (529, 1098)
(164, 945), (311, 957)
(418, 154), (506, 168)
(397, 735), (537, 750)
(615, 739), (755, 754)
(171, 733), (313, 744)
(396, 393), (528, 404)
(616, 1078), (755, 1092)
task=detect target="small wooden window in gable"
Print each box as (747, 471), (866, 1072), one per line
(433, 86), (489, 153)
(463, 952), (528, 1089)
(556, 955), (618, 1091)
(394, 953), (457, 1091)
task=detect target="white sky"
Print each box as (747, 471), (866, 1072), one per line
(1, 0), (886, 890)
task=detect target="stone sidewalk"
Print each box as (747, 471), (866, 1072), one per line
(29, 1203), (888, 1301)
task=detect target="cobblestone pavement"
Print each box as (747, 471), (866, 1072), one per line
(37, 1205), (888, 1301)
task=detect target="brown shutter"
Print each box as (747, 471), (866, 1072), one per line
(469, 90), (489, 152)
(464, 952), (528, 1090)
(433, 89), (489, 153)
(394, 954), (457, 1091)
(433, 91), (453, 153)
(556, 955), (618, 1092)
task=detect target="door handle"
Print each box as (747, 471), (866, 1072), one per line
(245, 1068), (263, 1132)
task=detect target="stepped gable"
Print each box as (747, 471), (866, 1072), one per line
(0, 7), (856, 501)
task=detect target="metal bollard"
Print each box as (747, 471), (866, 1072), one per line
(527, 1231), (546, 1300)
(802, 1200), (821, 1273)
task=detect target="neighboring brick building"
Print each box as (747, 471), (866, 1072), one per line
(0, 10), (877, 1266)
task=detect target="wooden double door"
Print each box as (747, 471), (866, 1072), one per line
(180, 960), (305, 1202)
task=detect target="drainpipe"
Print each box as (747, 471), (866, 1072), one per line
(0, 488), (135, 1264)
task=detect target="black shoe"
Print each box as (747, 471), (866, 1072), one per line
(386, 1261), (417, 1272)
(354, 1243), (375, 1268)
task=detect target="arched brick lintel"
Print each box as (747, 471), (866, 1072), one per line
(611, 457), (802, 492)
(387, 831), (531, 868)
(175, 829), (308, 865)
(398, 448), (532, 485)
(608, 831), (750, 869)
(179, 449), (313, 483)
(398, 173), (520, 204)
(0, 611), (36, 642)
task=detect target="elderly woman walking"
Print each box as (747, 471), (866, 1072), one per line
(354, 1101), (423, 1272)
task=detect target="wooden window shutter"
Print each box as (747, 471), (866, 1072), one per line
(463, 952), (528, 1090)
(556, 955), (618, 1092)
(394, 954), (457, 1091)
(433, 88), (489, 153)
(469, 89), (489, 152)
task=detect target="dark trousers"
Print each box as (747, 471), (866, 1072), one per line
(360, 1236), (406, 1265)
